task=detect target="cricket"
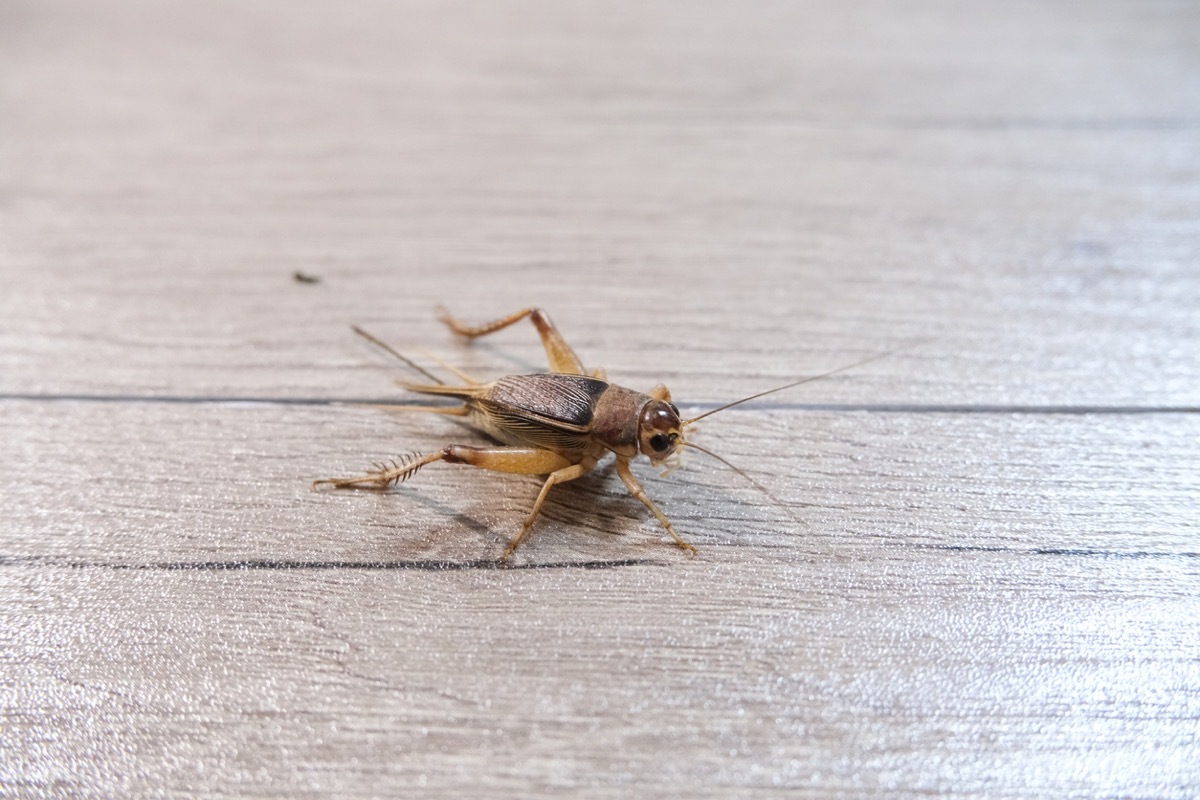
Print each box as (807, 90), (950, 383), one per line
(315, 307), (890, 561)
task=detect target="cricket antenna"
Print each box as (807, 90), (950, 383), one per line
(681, 440), (803, 516)
(682, 347), (908, 426)
(351, 325), (445, 385)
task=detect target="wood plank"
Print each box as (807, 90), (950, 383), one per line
(4, 405), (1197, 796)
(1, 2), (1197, 407)
(4, 403), (1197, 562)
(3, 497), (1198, 797)
(5, 403), (1198, 795)
(3, 0), (1199, 797)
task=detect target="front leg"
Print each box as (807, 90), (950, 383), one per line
(615, 457), (697, 556)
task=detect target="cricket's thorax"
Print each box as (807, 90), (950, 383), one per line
(588, 383), (650, 457)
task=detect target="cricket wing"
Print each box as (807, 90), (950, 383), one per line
(483, 374), (607, 428)
(470, 403), (595, 452)
(471, 373), (608, 452)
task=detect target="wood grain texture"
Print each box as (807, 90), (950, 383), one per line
(2, 0), (1198, 798)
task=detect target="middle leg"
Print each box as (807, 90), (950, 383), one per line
(443, 445), (599, 560)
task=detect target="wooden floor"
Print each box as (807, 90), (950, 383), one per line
(3, 1), (1198, 797)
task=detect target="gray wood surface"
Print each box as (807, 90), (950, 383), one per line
(3, 1), (1198, 797)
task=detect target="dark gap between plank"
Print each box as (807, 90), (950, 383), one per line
(0, 555), (660, 571)
(2, 393), (1196, 415)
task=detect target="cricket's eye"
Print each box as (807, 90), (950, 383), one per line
(649, 434), (670, 452)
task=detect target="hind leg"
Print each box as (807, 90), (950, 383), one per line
(437, 307), (587, 375)
(315, 444), (594, 561)
(314, 444), (574, 490)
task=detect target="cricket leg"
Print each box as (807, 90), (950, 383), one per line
(614, 457), (697, 555)
(437, 306), (587, 375)
(314, 444), (570, 491)
(317, 443), (596, 560)
(501, 460), (596, 561)
(440, 445), (596, 560)
(314, 450), (448, 490)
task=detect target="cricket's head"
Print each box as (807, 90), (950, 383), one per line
(637, 397), (684, 466)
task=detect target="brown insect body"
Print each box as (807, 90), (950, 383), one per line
(316, 307), (890, 561)
(472, 374), (679, 463)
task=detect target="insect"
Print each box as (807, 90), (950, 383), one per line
(315, 307), (891, 561)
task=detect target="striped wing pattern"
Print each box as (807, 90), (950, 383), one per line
(473, 374), (609, 453)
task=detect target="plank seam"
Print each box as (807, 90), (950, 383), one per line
(2, 393), (1196, 415)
